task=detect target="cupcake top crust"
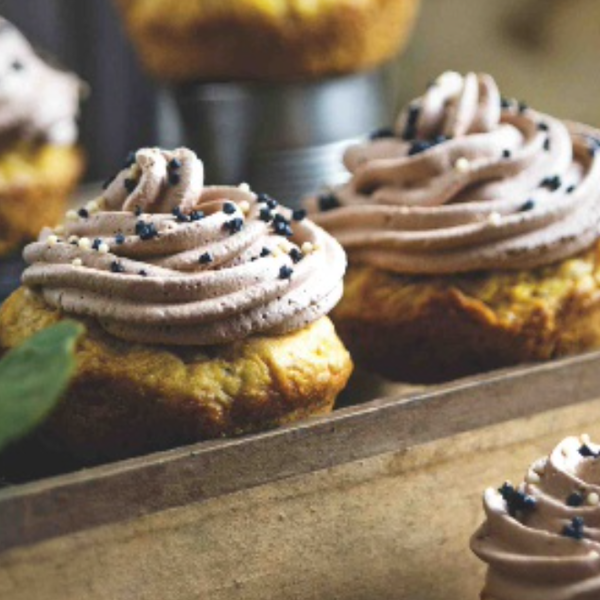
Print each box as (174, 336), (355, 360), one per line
(471, 436), (600, 600)
(22, 147), (347, 346)
(0, 17), (82, 148)
(308, 71), (600, 274)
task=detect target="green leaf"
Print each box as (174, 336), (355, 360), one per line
(0, 321), (84, 452)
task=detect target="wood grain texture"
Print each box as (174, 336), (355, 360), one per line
(1, 350), (600, 557)
(1, 397), (600, 600)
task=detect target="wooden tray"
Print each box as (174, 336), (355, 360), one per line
(1, 353), (600, 600)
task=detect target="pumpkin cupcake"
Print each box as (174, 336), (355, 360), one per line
(308, 71), (600, 383)
(0, 17), (84, 259)
(112, 0), (421, 82)
(472, 435), (600, 600)
(0, 147), (352, 463)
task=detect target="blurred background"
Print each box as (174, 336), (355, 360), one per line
(3, 0), (600, 196)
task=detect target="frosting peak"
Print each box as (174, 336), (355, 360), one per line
(0, 18), (82, 148)
(472, 436), (600, 600)
(22, 148), (347, 346)
(308, 71), (600, 274)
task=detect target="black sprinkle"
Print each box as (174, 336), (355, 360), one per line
(124, 178), (137, 193)
(540, 175), (561, 191)
(111, 261), (125, 274)
(518, 101), (529, 114)
(199, 252), (213, 265)
(502, 150), (512, 159)
(172, 207), (188, 223)
(500, 97), (512, 109)
(11, 60), (24, 71)
(289, 248), (303, 264)
(135, 220), (159, 240)
(115, 233), (125, 245)
(223, 202), (237, 215)
(318, 193), (340, 212)
(292, 209), (307, 221)
(92, 238), (102, 250)
(224, 218), (244, 234)
(77, 208), (89, 219)
(579, 444), (599, 458)
(279, 266), (293, 280)
(563, 517), (585, 540)
(369, 127), (395, 140)
(402, 104), (420, 141)
(260, 247), (271, 257)
(139, 270), (148, 277)
(567, 492), (584, 507)
(169, 158), (182, 170)
(537, 122), (549, 131)
(409, 140), (432, 156)
(498, 482), (537, 517)
(169, 172), (181, 186)
(257, 193), (278, 209)
(567, 185), (576, 194)
(259, 208), (273, 222)
(134, 206), (143, 217)
(273, 219), (293, 237)
(544, 138), (551, 152)
(190, 210), (204, 221)
(520, 199), (536, 212)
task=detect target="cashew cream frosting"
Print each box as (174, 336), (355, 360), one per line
(0, 17), (82, 148)
(308, 71), (600, 274)
(471, 436), (600, 600)
(22, 147), (347, 346)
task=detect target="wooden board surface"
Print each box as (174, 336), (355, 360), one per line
(1, 349), (600, 556)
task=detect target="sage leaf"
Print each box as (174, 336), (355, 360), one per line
(0, 321), (83, 452)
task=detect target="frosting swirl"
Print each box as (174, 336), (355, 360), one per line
(0, 18), (82, 148)
(471, 436), (600, 600)
(22, 148), (347, 346)
(308, 71), (600, 274)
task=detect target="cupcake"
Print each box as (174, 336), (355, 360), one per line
(0, 147), (352, 463)
(112, 0), (421, 82)
(471, 436), (600, 599)
(307, 71), (600, 383)
(0, 17), (84, 259)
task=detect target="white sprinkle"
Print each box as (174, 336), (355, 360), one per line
(532, 458), (547, 475)
(454, 157), (471, 173)
(587, 492), (600, 506)
(526, 471), (541, 484)
(47, 235), (58, 246)
(78, 237), (92, 250)
(68, 235), (79, 244)
(238, 182), (251, 192)
(86, 200), (100, 213)
(581, 434), (592, 447)
(239, 200), (250, 214)
(98, 243), (110, 254)
(66, 210), (78, 221)
(71, 258), (83, 267)
(54, 224), (65, 235)
(272, 248), (282, 258)
(301, 242), (314, 254)
(488, 212), (502, 227)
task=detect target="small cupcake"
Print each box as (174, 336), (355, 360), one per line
(472, 436), (600, 599)
(0, 147), (352, 463)
(0, 17), (84, 259)
(307, 71), (600, 383)
(112, 0), (421, 82)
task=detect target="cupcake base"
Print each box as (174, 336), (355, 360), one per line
(114, 0), (421, 82)
(0, 144), (83, 258)
(0, 287), (353, 463)
(333, 241), (600, 383)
